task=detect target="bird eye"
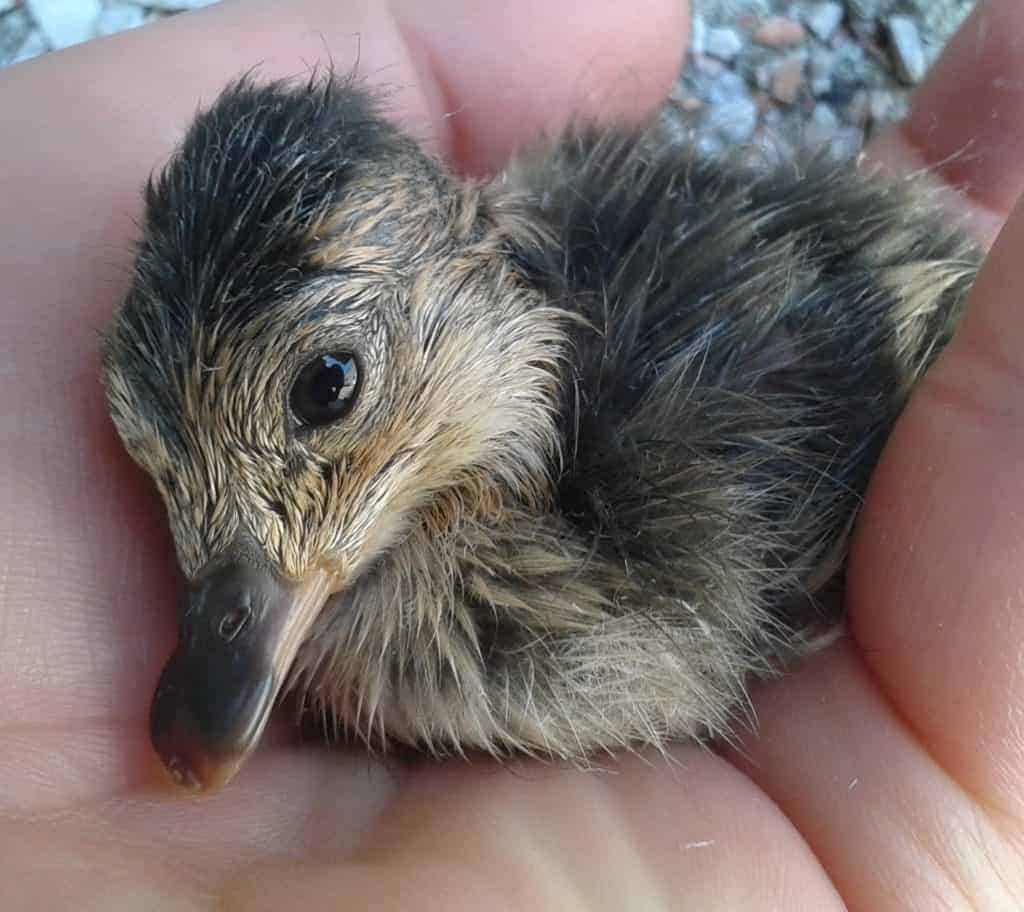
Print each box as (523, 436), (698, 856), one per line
(290, 353), (361, 428)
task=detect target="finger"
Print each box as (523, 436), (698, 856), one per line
(866, 0), (1024, 246)
(0, 746), (398, 903)
(390, 0), (688, 173)
(0, 0), (685, 807)
(727, 197), (1024, 909)
(221, 749), (844, 912)
(849, 193), (1024, 824)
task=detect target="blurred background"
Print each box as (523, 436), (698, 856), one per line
(0, 1), (975, 156)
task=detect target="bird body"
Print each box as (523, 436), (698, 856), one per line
(102, 76), (979, 790)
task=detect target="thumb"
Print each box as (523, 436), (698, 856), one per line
(850, 192), (1024, 824)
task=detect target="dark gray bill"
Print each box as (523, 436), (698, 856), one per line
(150, 562), (331, 791)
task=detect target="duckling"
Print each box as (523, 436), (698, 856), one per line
(101, 74), (979, 792)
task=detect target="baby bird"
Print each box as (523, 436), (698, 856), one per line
(102, 74), (979, 791)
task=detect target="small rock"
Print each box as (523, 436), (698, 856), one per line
(754, 61), (774, 92)
(868, 89), (908, 126)
(803, 2), (844, 43)
(770, 56), (805, 105)
(810, 74), (832, 97)
(810, 103), (838, 129)
(868, 89), (896, 123)
(754, 17), (806, 49)
(886, 16), (926, 85)
(845, 89), (871, 126)
(0, 7), (31, 60)
(25, 0), (101, 49)
(94, 3), (146, 37)
(705, 96), (759, 144)
(705, 26), (743, 62)
(702, 67), (748, 108)
(10, 26), (47, 63)
(692, 53), (724, 77)
(808, 47), (833, 96)
(689, 13), (706, 58)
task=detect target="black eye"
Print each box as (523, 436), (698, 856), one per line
(290, 353), (361, 428)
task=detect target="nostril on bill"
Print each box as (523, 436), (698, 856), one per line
(217, 603), (252, 642)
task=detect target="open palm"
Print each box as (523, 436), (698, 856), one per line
(3, 1), (1024, 907)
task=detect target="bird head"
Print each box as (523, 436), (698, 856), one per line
(102, 76), (566, 790)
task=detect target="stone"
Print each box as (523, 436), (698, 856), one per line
(754, 17), (805, 49)
(94, 3), (147, 37)
(704, 95), (759, 144)
(803, 2), (843, 43)
(886, 16), (927, 85)
(705, 26), (743, 62)
(846, 90), (872, 126)
(0, 0), (18, 13)
(868, 88), (908, 126)
(810, 102), (838, 129)
(692, 53), (725, 77)
(25, 0), (101, 49)
(10, 26), (47, 63)
(702, 67), (748, 107)
(808, 46), (834, 96)
(770, 55), (805, 105)
(689, 13), (706, 57)
(0, 7), (31, 61)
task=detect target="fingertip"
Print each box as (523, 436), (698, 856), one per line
(865, 0), (1024, 237)
(848, 192), (1024, 822)
(391, 0), (688, 173)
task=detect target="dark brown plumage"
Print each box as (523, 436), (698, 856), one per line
(101, 73), (980, 791)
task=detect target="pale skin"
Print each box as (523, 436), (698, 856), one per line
(1, 0), (1024, 907)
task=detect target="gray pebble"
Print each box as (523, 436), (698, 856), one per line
(0, 8), (31, 58)
(704, 95), (759, 143)
(886, 15), (927, 85)
(770, 54), (806, 105)
(25, 0), (101, 49)
(703, 67), (748, 107)
(94, 3), (147, 37)
(692, 53), (725, 77)
(868, 88), (909, 125)
(689, 13), (707, 57)
(810, 102), (838, 128)
(705, 26), (743, 61)
(803, 2), (843, 43)
(807, 46), (834, 96)
(10, 26), (48, 63)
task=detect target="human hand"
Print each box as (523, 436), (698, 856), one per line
(3, 0), (1024, 908)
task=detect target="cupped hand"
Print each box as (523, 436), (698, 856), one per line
(2, 1), (1024, 908)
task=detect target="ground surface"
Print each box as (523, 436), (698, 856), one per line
(1, 1), (974, 156)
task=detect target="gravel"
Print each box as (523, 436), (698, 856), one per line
(803, 2), (844, 41)
(0, 0), (978, 164)
(25, 0), (100, 49)
(672, 1), (974, 163)
(885, 15), (927, 85)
